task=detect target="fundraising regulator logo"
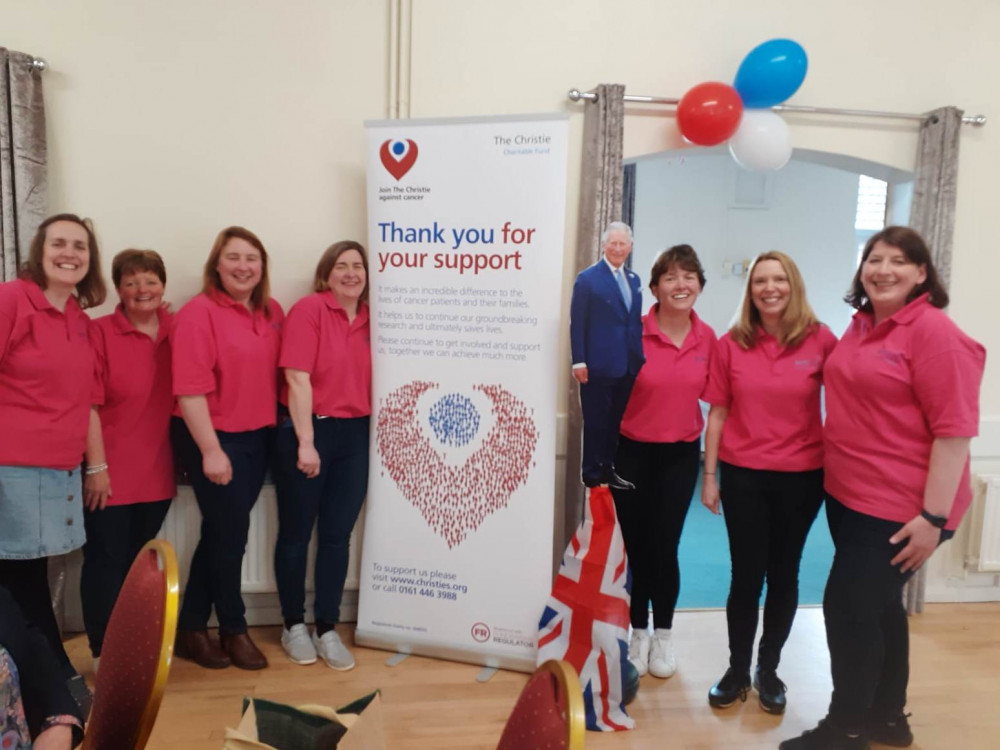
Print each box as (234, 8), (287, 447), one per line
(380, 138), (419, 180)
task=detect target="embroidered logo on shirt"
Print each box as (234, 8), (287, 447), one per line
(794, 355), (821, 369)
(876, 348), (905, 366)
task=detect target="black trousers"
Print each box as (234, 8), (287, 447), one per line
(719, 462), (824, 673)
(612, 436), (699, 630)
(80, 499), (171, 657)
(823, 496), (952, 732)
(579, 374), (635, 484)
(0, 557), (74, 679)
(0, 585), (83, 741)
(172, 418), (270, 635)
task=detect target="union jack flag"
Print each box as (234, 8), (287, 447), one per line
(537, 486), (634, 731)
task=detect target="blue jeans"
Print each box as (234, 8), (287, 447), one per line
(272, 415), (369, 626)
(171, 418), (271, 635)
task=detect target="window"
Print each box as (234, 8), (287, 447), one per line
(855, 175), (888, 264)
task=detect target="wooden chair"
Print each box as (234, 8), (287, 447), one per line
(83, 539), (179, 750)
(497, 659), (585, 750)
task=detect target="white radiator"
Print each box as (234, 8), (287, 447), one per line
(62, 484), (364, 631)
(159, 484), (363, 596)
(966, 474), (1000, 573)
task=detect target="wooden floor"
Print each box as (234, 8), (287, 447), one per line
(66, 603), (1000, 749)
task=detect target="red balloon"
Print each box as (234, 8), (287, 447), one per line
(676, 82), (744, 146)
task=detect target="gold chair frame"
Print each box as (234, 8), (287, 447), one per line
(538, 659), (585, 750)
(83, 539), (179, 750)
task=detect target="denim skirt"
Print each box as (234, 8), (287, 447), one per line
(0, 465), (85, 559)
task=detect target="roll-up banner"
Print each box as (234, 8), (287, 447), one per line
(357, 113), (569, 672)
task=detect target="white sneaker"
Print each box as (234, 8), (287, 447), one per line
(648, 628), (676, 678)
(628, 629), (650, 677)
(281, 624), (318, 665)
(313, 628), (355, 671)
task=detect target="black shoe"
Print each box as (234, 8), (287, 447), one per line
(779, 718), (870, 749)
(708, 667), (750, 708)
(867, 713), (913, 747)
(606, 471), (635, 491)
(753, 665), (787, 714)
(582, 474), (602, 488)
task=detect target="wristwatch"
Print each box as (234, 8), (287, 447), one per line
(920, 510), (948, 528)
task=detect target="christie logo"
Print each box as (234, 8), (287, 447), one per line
(471, 622), (491, 643)
(380, 139), (419, 180)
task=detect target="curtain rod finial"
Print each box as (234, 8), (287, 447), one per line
(31, 57), (47, 73)
(567, 88), (598, 103)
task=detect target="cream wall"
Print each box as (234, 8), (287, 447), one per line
(1, 0), (388, 310)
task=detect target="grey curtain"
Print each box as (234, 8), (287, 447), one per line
(561, 84), (625, 553)
(909, 106), (962, 289)
(902, 106), (963, 615)
(0, 47), (47, 281)
(622, 162), (636, 271)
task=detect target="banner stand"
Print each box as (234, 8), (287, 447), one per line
(357, 113), (569, 672)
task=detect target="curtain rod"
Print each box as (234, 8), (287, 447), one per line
(567, 88), (987, 127)
(29, 57), (47, 72)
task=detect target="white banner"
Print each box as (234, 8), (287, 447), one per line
(357, 113), (568, 671)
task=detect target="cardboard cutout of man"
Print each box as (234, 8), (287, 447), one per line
(570, 222), (645, 489)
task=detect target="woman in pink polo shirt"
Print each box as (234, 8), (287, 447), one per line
(0, 214), (106, 680)
(171, 226), (284, 671)
(701, 251), (836, 715)
(272, 241), (371, 671)
(80, 249), (175, 672)
(613, 245), (716, 681)
(783, 227), (985, 750)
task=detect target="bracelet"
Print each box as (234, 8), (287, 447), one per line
(84, 463), (108, 476)
(703, 470), (717, 475)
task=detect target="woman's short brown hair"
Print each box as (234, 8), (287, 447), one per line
(845, 226), (949, 311)
(313, 240), (369, 303)
(730, 250), (819, 349)
(20, 213), (107, 309)
(112, 249), (167, 288)
(201, 226), (272, 317)
(648, 244), (707, 292)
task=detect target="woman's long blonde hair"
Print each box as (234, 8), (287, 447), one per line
(729, 250), (818, 349)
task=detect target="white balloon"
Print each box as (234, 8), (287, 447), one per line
(728, 110), (792, 171)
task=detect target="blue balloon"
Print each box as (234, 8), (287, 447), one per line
(734, 39), (808, 108)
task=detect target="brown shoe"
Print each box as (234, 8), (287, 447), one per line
(175, 629), (230, 669)
(221, 632), (268, 670)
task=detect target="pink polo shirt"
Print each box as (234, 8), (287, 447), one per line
(0, 279), (94, 470)
(172, 290), (284, 432)
(704, 324), (837, 472)
(279, 292), (371, 417)
(824, 295), (985, 530)
(91, 306), (176, 505)
(620, 307), (716, 443)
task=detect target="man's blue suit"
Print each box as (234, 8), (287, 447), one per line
(570, 259), (645, 485)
